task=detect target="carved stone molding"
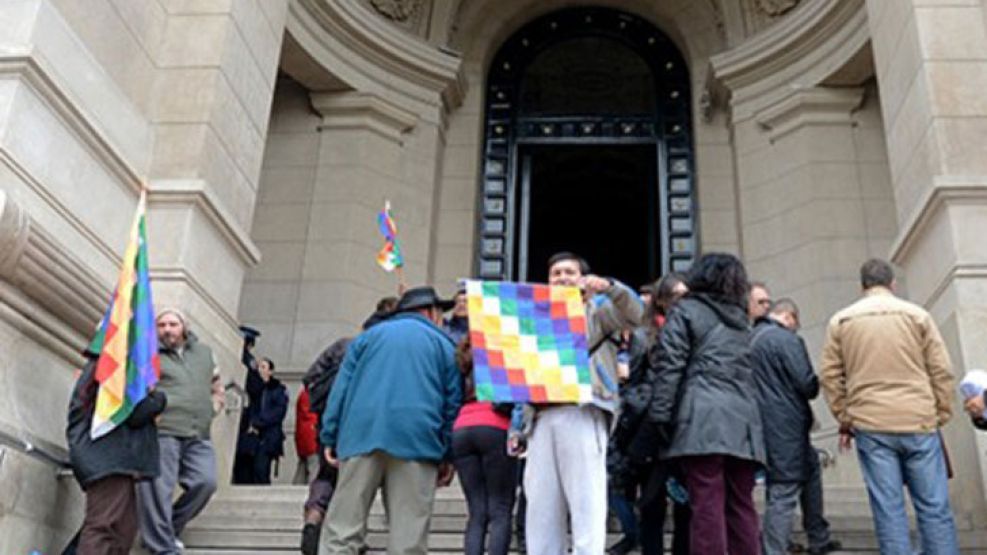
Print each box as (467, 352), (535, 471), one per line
(890, 177), (987, 266)
(0, 190), (108, 360)
(756, 0), (800, 17)
(288, 0), (465, 123)
(740, 0), (802, 36)
(311, 91), (418, 144)
(368, 0), (423, 22)
(712, 0), (868, 120)
(148, 179), (262, 267)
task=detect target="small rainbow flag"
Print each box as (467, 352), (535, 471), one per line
(87, 190), (161, 439)
(376, 200), (404, 272)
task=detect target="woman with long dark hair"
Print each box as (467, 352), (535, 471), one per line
(608, 273), (690, 555)
(453, 338), (517, 555)
(648, 253), (766, 555)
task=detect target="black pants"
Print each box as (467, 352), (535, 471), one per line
(453, 426), (518, 555)
(638, 462), (691, 555)
(233, 451), (274, 484)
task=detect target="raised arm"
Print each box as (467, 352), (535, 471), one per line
(588, 279), (644, 343)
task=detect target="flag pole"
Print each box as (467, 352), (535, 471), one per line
(396, 265), (407, 296)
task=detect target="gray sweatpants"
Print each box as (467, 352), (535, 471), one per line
(523, 405), (608, 555)
(137, 436), (217, 554)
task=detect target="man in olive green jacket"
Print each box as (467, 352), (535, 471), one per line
(137, 309), (224, 555)
(820, 259), (957, 555)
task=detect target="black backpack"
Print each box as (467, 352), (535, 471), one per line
(304, 337), (352, 418)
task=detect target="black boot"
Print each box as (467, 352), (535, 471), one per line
(808, 539), (843, 555)
(301, 522), (320, 555)
(608, 535), (639, 555)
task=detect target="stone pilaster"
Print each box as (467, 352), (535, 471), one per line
(867, 0), (987, 523)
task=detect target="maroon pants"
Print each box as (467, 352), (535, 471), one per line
(78, 475), (138, 555)
(681, 455), (760, 555)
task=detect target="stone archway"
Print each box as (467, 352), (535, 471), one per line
(475, 7), (698, 285)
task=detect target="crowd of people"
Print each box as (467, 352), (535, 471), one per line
(63, 250), (977, 555)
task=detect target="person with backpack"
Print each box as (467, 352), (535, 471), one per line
(299, 297), (395, 555)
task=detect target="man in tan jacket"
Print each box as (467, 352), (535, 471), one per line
(820, 259), (958, 555)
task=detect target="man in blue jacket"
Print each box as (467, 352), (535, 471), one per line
(318, 286), (462, 555)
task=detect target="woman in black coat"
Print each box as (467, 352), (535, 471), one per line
(236, 357), (288, 484)
(647, 253), (766, 555)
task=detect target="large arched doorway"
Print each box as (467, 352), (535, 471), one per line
(475, 7), (697, 286)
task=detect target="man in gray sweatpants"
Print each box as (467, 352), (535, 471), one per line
(522, 252), (643, 555)
(137, 309), (224, 554)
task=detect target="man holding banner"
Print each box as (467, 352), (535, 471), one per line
(523, 252), (643, 555)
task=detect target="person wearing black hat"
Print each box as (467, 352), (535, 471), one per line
(318, 286), (463, 555)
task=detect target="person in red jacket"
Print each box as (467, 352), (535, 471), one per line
(293, 387), (320, 484)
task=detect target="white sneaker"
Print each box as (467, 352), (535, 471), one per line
(175, 538), (185, 551)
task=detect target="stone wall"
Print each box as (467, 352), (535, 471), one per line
(867, 0), (987, 522)
(0, 0), (288, 550)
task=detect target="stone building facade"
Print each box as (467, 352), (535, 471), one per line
(2, 0), (987, 551)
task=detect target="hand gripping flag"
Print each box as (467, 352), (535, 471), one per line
(376, 200), (404, 272)
(87, 190), (160, 439)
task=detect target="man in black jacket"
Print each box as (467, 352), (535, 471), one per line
(67, 352), (167, 554)
(751, 298), (839, 555)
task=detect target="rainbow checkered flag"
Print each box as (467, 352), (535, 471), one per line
(466, 280), (592, 403)
(376, 200), (404, 272)
(87, 190), (160, 439)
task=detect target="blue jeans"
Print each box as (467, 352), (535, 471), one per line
(855, 431), (959, 555)
(608, 490), (638, 542)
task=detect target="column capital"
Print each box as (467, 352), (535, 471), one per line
(711, 0), (868, 121)
(289, 0), (466, 123)
(754, 86), (865, 142)
(311, 91), (419, 145)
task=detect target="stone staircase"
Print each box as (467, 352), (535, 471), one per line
(181, 485), (987, 554)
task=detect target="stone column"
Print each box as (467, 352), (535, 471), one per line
(711, 0), (901, 491)
(142, 0), (290, 485)
(290, 90), (443, 362)
(867, 0), (987, 523)
(729, 86), (899, 485)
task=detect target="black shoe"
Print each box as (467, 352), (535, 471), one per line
(301, 522), (320, 555)
(808, 539), (843, 555)
(788, 541), (806, 553)
(607, 536), (639, 555)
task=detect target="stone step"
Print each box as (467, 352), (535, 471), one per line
(182, 485), (986, 554)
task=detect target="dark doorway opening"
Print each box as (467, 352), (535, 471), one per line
(517, 144), (658, 288)
(477, 7), (697, 282)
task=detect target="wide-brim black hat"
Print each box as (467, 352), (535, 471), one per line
(395, 286), (455, 313)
